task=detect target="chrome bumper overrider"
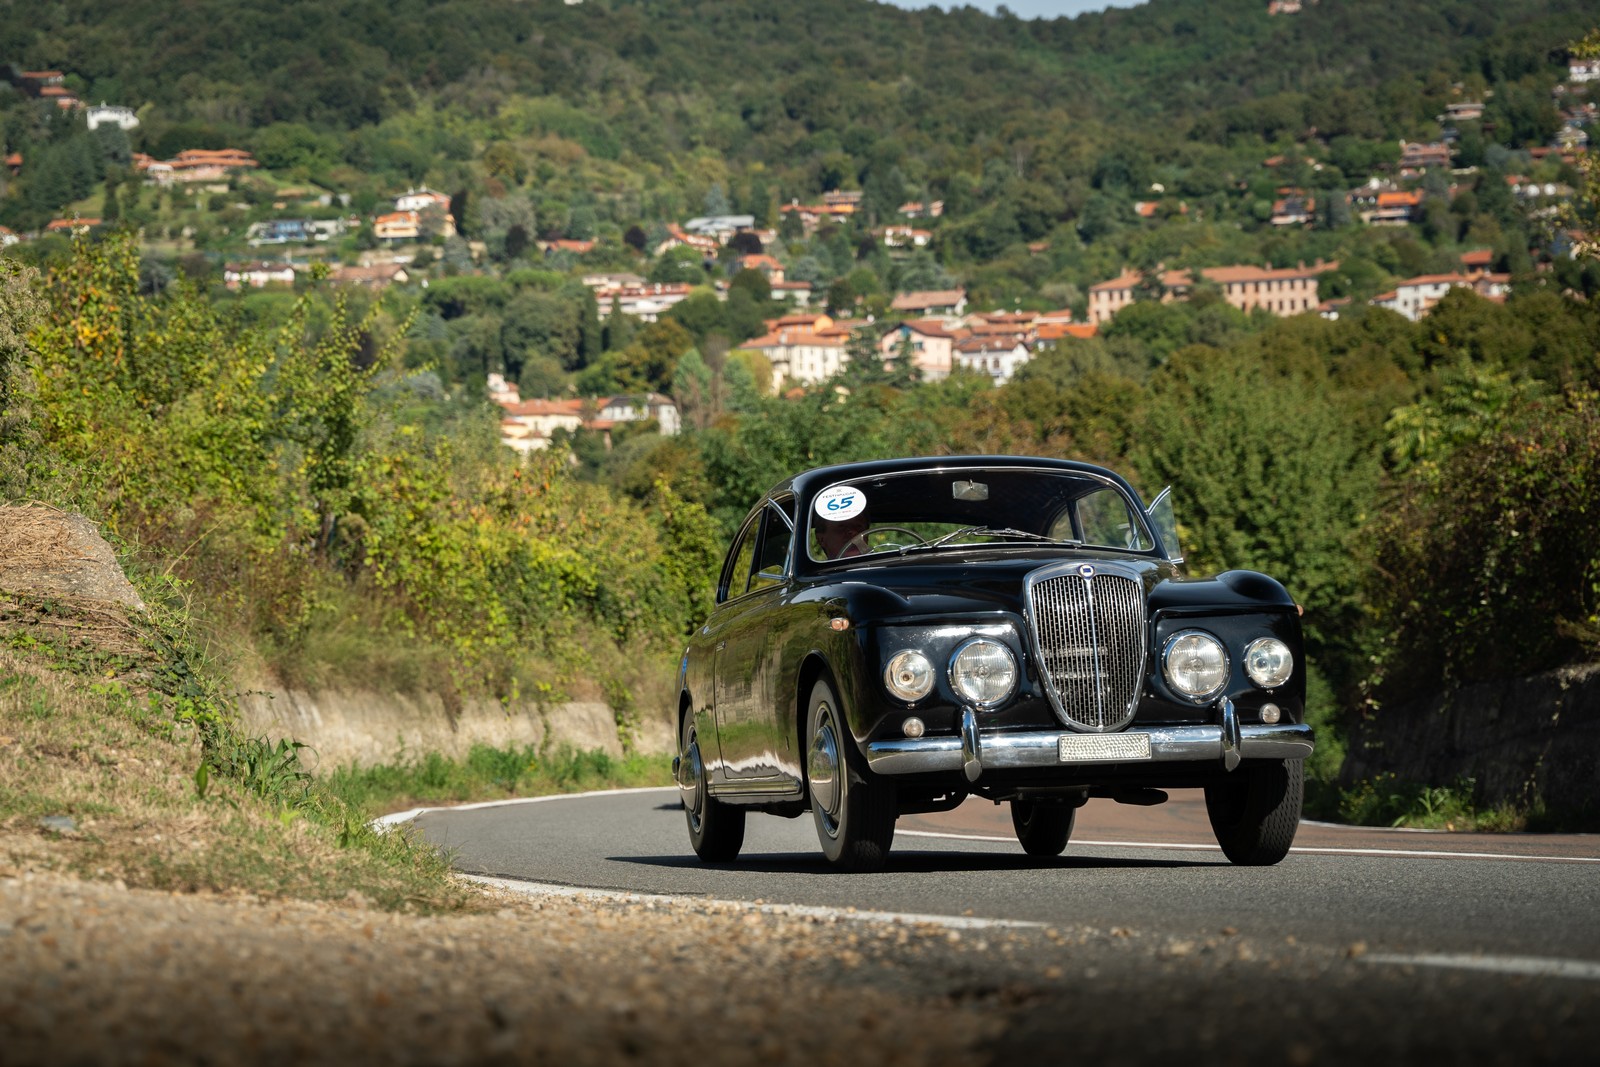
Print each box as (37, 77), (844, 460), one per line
(864, 698), (1313, 781)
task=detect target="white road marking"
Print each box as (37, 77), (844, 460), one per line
(371, 785), (677, 832)
(1362, 953), (1600, 981)
(894, 829), (1600, 864)
(463, 874), (1044, 931)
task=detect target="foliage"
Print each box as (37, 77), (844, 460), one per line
(20, 234), (716, 705)
(1363, 388), (1600, 702)
(1132, 337), (1385, 691)
(319, 743), (671, 818)
(1331, 772), (1527, 831)
(0, 256), (45, 498)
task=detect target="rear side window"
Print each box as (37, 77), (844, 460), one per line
(750, 506), (792, 591)
(720, 519), (760, 602)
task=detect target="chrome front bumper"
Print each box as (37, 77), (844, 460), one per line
(864, 698), (1313, 781)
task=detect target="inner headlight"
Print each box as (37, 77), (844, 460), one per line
(884, 649), (935, 702)
(949, 638), (1016, 707)
(1243, 637), (1294, 689)
(1163, 630), (1228, 699)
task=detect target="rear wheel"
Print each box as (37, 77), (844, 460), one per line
(1009, 798), (1075, 857)
(680, 714), (744, 862)
(1205, 759), (1303, 866)
(806, 677), (895, 872)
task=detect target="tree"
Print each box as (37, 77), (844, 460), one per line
(1134, 345), (1384, 698)
(0, 256), (43, 498)
(501, 291), (583, 374)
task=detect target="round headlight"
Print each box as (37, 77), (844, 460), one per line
(884, 650), (935, 702)
(1243, 637), (1294, 689)
(949, 638), (1017, 707)
(1163, 630), (1228, 700)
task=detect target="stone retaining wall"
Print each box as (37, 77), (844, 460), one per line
(1340, 662), (1600, 821)
(237, 688), (675, 772)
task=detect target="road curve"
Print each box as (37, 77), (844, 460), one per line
(407, 787), (1600, 963)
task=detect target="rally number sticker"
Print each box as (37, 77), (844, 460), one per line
(814, 485), (867, 521)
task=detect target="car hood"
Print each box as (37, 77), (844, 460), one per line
(807, 551), (1294, 620)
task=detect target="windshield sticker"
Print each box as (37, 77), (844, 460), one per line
(814, 485), (867, 521)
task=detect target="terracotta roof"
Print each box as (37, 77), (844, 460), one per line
(1199, 261), (1336, 284)
(890, 289), (966, 311)
(502, 398), (585, 417)
(893, 318), (958, 338)
(1397, 273), (1476, 287)
(955, 334), (1028, 353)
(1037, 322), (1098, 341)
(1089, 270), (1142, 292)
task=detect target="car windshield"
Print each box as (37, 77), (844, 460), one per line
(805, 466), (1155, 562)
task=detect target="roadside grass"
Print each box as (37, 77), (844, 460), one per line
(0, 634), (483, 913)
(321, 744), (674, 820)
(1307, 772), (1535, 832)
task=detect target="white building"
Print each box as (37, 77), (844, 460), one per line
(86, 103), (139, 131)
(741, 315), (854, 389)
(1370, 272), (1511, 321)
(597, 394), (681, 436)
(222, 262), (297, 290)
(953, 336), (1031, 383)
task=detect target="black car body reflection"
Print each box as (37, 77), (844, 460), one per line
(673, 456), (1313, 871)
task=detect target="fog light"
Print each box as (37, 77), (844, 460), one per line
(1260, 703), (1281, 724)
(902, 716), (926, 738)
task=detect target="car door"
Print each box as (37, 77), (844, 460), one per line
(712, 500), (795, 786)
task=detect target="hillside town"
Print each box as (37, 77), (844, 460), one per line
(1, 34), (1595, 460)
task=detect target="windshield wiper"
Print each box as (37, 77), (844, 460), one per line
(919, 526), (1083, 551)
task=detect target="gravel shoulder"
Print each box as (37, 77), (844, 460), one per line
(0, 869), (1009, 1067)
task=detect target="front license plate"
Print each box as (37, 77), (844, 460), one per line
(1058, 733), (1152, 762)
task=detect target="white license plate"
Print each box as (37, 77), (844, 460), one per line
(1058, 733), (1152, 762)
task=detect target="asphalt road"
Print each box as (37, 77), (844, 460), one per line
(409, 788), (1600, 1064)
(411, 787), (1599, 959)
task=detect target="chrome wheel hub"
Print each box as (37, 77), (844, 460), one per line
(808, 706), (842, 832)
(680, 734), (705, 829)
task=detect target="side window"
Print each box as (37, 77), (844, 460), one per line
(1076, 488), (1153, 551)
(750, 505), (792, 592)
(720, 518), (760, 602)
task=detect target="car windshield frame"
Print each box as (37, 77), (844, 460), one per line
(800, 463), (1157, 567)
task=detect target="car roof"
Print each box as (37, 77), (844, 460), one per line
(769, 455), (1147, 510)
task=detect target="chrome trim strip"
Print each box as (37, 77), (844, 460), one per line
(865, 723), (1314, 775)
(960, 706), (982, 782)
(1220, 696), (1241, 772)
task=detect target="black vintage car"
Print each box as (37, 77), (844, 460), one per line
(673, 456), (1313, 871)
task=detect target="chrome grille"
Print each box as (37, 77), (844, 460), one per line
(1028, 569), (1146, 731)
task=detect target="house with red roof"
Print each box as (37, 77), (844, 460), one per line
(1090, 262), (1335, 322)
(1371, 272), (1510, 321)
(737, 254), (785, 282)
(877, 318), (961, 381)
(890, 289), (967, 319)
(953, 334), (1032, 384)
(741, 313), (860, 389)
(373, 211), (420, 242)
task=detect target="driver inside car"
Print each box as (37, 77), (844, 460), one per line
(816, 512), (871, 558)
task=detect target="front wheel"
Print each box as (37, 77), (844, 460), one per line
(680, 715), (744, 862)
(1205, 760), (1303, 866)
(806, 677), (895, 872)
(1010, 798), (1075, 857)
